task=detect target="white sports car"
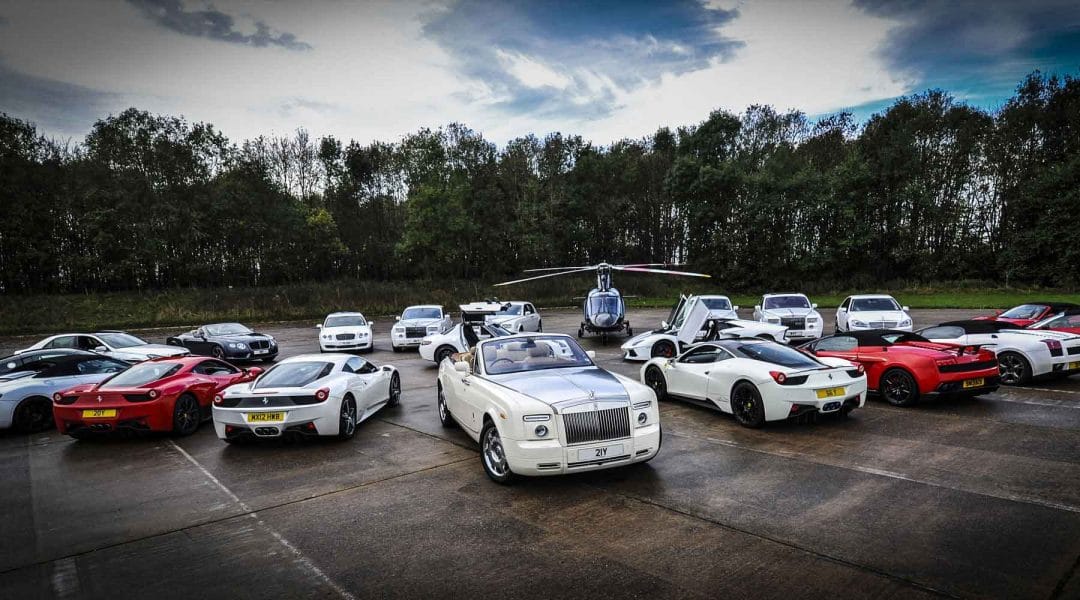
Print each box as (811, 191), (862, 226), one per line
(836, 294), (913, 332)
(622, 296), (787, 360)
(420, 322), (513, 364)
(18, 331), (189, 362)
(212, 353), (400, 442)
(753, 293), (823, 343)
(436, 334), (661, 484)
(391, 305), (452, 351)
(641, 338), (867, 428)
(917, 320), (1080, 384)
(485, 301), (543, 332)
(317, 312), (374, 353)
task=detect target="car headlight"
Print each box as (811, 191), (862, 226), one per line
(229, 342), (247, 349)
(534, 425), (548, 437)
(767, 318), (780, 324)
(393, 327), (404, 334)
(427, 325), (439, 333)
(851, 320), (867, 328)
(900, 318), (912, 327)
(807, 317), (819, 324)
(637, 412), (648, 425)
(322, 334), (331, 340)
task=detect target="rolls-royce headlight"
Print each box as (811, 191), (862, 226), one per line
(767, 317), (780, 324)
(637, 412), (648, 425)
(393, 327), (404, 334)
(426, 324), (439, 333)
(534, 425), (548, 437)
(807, 317), (819, 324)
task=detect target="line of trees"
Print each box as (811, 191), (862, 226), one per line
(1, 71), (1078, 295)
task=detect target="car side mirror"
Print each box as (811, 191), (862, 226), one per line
(246, 367), (264, 377)
(902, 306), (910, 312)
(395, 316), (401, 321)
(453, 361), (469, 373)
(316, 324), (322, 329)
(369, 321), (375, 326)
(811, 303), (818, 309)
(586, 350), (596, 359)
(733, 305), (740, 311)
(754, 305), (761, 311)
(94, 345), (108, 353)
(661, 321), (669, 329)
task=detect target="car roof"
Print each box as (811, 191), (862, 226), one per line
(3, 349), (93, 361)
(849, 294), (895, 299)
(1023, 301), (1079, 311)
(404, 304), (441, 310)
(825, 330), (929, 346)
(281, 353), (353, 365)
(762, 292), (806, 297)
(935, 320), (1024, 333)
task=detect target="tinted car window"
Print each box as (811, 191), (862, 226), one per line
(402, 307), (441, 320)
(193, 360), (238, 376)
(919, 326), (965, 339)
(733, 342), (821, 369)
(814, 336), (858, 352)
(701, 298), (732, 311)
(763, 296), (810, 309)
(851, 298), (900, 311)
(46, 336), (78, 349)
(97, 333), (148, 348)
(679, 346), (721, 364)
(324, 315), (366, 327)
(101, 362), (182, 387)
(254, 362), (333, 389)
(76, 358), (129, 375)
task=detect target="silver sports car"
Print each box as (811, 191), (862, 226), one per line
(0, 350), (130, 432)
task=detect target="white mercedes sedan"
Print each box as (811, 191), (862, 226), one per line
(213, 353), (400, 442)
(437, 334), (661, 484)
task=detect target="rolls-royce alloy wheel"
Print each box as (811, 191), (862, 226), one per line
(437, 384), (454, 428)
(480, 421), (515, 484)
(997, 352), (1030, 385)
(338, 395), (357, 440)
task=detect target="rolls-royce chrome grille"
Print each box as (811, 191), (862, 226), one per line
(562, 407), (631, 445)
(405, 327), (427, 338)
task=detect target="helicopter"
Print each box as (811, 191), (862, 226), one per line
(495, 262), (711, 343)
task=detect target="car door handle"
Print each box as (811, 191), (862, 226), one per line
(704, 371), (710, 375)
(462, 379), (470, 386)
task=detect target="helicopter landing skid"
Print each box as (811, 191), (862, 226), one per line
(578, 321), (633, 345)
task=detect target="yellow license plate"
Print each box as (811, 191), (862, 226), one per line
(962, 378), (985, 389)
(1069, 361), (1080, 370)
(815, 387), (845, 399)
(82, 409), (116, 418)
(247, 412), (285, 423)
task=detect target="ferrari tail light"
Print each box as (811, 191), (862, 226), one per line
(770, 371), (787, 384)
(315, 387), (330, 401)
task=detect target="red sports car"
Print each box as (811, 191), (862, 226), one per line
(800, 330), (999, 406)
(53, 356), (261, 438)
(974, 301), (1078, 327)
(1028, 308), (1080, 335)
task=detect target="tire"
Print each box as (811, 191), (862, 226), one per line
(835, 319), (842, 333)
(172, 393), (201, 436)
(13, 396), (54, 433)
(537, 320), (543, 332)
(337, 394), (357, 440)
(211, 345), (226, 360)
(651, 340), (676, 359)
(730, 382), (766, 428)
(387, 372), (401, 406)
(434, 346), (456, 365)
(997, 351), (1031, 385)
(644, 366), (668, 401)
(880, 368), (920, 406)
(480, 420), (515, 484)
(627, 326), (634, 337)
(577, 326), (584, 338)
(392, 345), (402, 353)
(437, 383), (454, 428)
(262, 356), (276, 363)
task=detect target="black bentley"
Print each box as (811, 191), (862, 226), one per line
(166, 323), (278, 362)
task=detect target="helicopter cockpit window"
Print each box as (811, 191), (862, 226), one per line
(588, 296), (622, 315)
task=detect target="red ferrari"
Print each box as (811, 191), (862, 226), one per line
(974, 301), (1078, 327)
(801, 330), (999, 406)
(53, 356), (261, 438)
(1028, 308), (1080, 335)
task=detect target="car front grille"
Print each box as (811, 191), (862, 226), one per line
(250, 340), (270, 350)
(780, 317), (805, 330)
(405, 327), (427, 338)
(869, 321), (899, 329)
(562, 407), (631, 445)
(335, 333), (356, 340)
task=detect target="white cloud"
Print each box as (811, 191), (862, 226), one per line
(495, 49), (572, 90)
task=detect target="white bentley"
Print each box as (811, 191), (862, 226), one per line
(622, 295), (787, 360)
(641, 338), (867, 428)
(391, 305), (453, 351)
(753, 293), (823, 343)
(836, 294), (913, 332)
(212, 353), (400, 442)
(317, 312), (374, 353)
(917, 320), (1080, 384)
(436, 334), (661, 484)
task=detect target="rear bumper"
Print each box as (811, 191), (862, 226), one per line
(53, 401), (174, 434)
(213, 402), (338, 439)
(928, 373), (1001, 397)
(762, 380), (869, 421)
(501, 423), (661, 476)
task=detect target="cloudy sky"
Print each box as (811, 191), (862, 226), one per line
(1, 0), (1078, 145)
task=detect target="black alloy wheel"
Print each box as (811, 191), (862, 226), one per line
(731, 382), (766, 428)
(172, 394), (201, 436)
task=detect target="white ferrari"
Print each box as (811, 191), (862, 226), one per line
(918, 320), (1080, 384)
(640, 338), (867, 428)
(212, 353), (400, 442)
(622, 296), (787, 360)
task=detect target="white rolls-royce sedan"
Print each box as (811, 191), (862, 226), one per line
(436, 334), (661, 484)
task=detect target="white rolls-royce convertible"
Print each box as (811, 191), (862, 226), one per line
(436, 334), (662, 484)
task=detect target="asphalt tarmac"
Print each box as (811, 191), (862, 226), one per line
(1, 308), (1078, 600)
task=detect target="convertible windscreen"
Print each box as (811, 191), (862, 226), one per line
(999, 304), (1046, 319)
(851, 298), (900, 311)
(206, 323), (253, 335)
(97, 333), (148, 348)
(325, 315), (366, 327)
(402, 307), (441, 320)
(254, 362), (333, 389)
(733, 342), (821, 369)
(482, 337), (592, 375)
(101, 362), (183, 388)
(764, 296), (810, 310)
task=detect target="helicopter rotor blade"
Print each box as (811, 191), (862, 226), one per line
(613, 266), (711, 278)
(615, 263), (683, 268)
(521, 266), (597, 273)
(494, 268), (595, 286)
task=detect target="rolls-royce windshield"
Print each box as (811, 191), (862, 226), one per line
(482, 337), (592, 375)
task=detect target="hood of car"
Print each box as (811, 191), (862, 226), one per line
(762, 308), (817, 318)
(321, 326), (369, 335)
(488, 366), (628, 406)
(397, 318), (440, 328)
(212, 332), (273, 342)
